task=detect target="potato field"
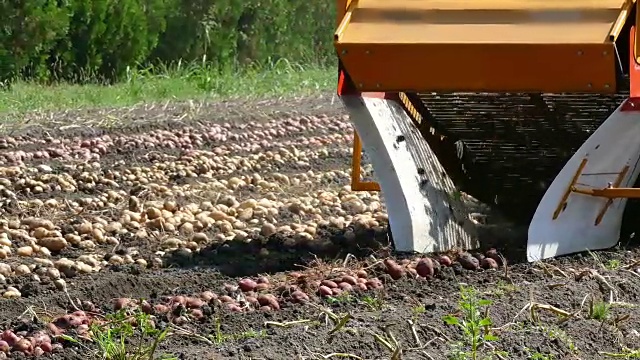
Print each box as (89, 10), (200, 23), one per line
(0, 92), (638, 360)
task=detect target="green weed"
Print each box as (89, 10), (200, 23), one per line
(360, 295), (384, 311)
(444, 285), (503, 360)
(601, 347), (640, 358)
(89, 308), (175, 360)
(589, 300), (611, 321)
(606, 259), (622, 270)
(210, 317), (266, 344)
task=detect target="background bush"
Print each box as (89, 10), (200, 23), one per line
(0, 0), (336, 85)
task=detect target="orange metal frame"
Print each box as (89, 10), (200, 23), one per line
(334, 0), (632, 93)
(553, 158), (633, 226)
(351, 132), (381, 191)
(336, 43), (616, 93)
(336, 0), (638, 192)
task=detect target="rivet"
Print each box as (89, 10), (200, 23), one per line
(396, 135), (406, 143)
(577, 50), (583, 56)
(376, 84), (381, 88)
(603, 51), (608, 56)
(365, 50), (370, 55)
(604, 84), (610, 88)
(587, 83), (592, 88)
(341, 50), (347, 55)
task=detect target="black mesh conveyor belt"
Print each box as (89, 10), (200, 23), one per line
(411, 92), (630, 223)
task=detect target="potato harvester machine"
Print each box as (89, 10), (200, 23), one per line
(334, 0), (640, 261)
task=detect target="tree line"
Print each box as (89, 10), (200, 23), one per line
(0, 0), (336, 85)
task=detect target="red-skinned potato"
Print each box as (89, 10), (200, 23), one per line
(33, 346), (45, 356)
(486, 248), (504, 265)
(141, 301), (153, 314)
(437, 255), (452, 267)
(289, 272), (303, 279)
(257, 294), (279, 310)
(12, 338), (32, 353)
(384, 259), (405, 280)
(255, 283), (269, 292)
(172, 316), (188, 325)
(201, 291), (217, 302)
(416, 258), (434, 278)
(218, 295), (234, 303)
(226, 303), (242, 312)
(320, 280), (338, 289)
(238, 279), (257, 292)
(291, 290), (309, 303)
(459, 254), (479, 270)
(81, 301), (98, 313)
(113, 298), (130, 311)
(356, 269), (368, 278)
(338, 282), (353, 291)
(257, 276), (269, 284)
(245, 296), (259, 307)
(31, 332), (49, 346)
(190, 309), (204, 319)
(154, 304), (169, 314)
(0, 341), (8, 353)
(366, 278), (383, 289)
(39, 342), (53, 353)
(46, 323), (63, 336)
(356, 283), (368, 291)
(318, 286), (332, 297)
(186, 297), (204, 308)
(172, 296), (187, 306)
(341, 275), (357, 285)
(1, 330), (18, 346)
(481, 257), (499, 270)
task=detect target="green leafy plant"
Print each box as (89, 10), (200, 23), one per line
(444, 285), (500, 360)
(89, 307), (175, 360)
(589, 299), (611, 321)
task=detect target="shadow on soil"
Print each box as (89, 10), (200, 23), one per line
(161, 197), (640, 279)
(163, 225), (393, 277)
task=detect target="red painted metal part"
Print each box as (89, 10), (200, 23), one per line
(337, 62), (396, 100)
(622, 25), (640, 112)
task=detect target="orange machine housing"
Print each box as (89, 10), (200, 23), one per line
(334, 0), (635, 94)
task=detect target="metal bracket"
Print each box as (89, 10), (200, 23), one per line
(554, 157), (635, 225)
(351, 130), (381, 191)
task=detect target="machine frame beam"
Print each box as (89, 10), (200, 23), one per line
(334, 0), (631, 93)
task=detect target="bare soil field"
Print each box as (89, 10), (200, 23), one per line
(0, 93), (639, 360)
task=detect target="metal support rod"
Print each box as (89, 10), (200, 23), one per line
(351, 130), (381, 191)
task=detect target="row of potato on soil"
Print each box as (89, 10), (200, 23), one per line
(0, 249), (503, 356)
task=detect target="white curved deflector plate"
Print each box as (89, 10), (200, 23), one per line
(528, 101), (640, 262)
(340, 94), (477, 253)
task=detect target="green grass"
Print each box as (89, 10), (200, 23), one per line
(0, 59), (335, 115)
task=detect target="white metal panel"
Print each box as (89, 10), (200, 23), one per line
(528, 100), (640, 262)
(341, 95), (477, 253)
